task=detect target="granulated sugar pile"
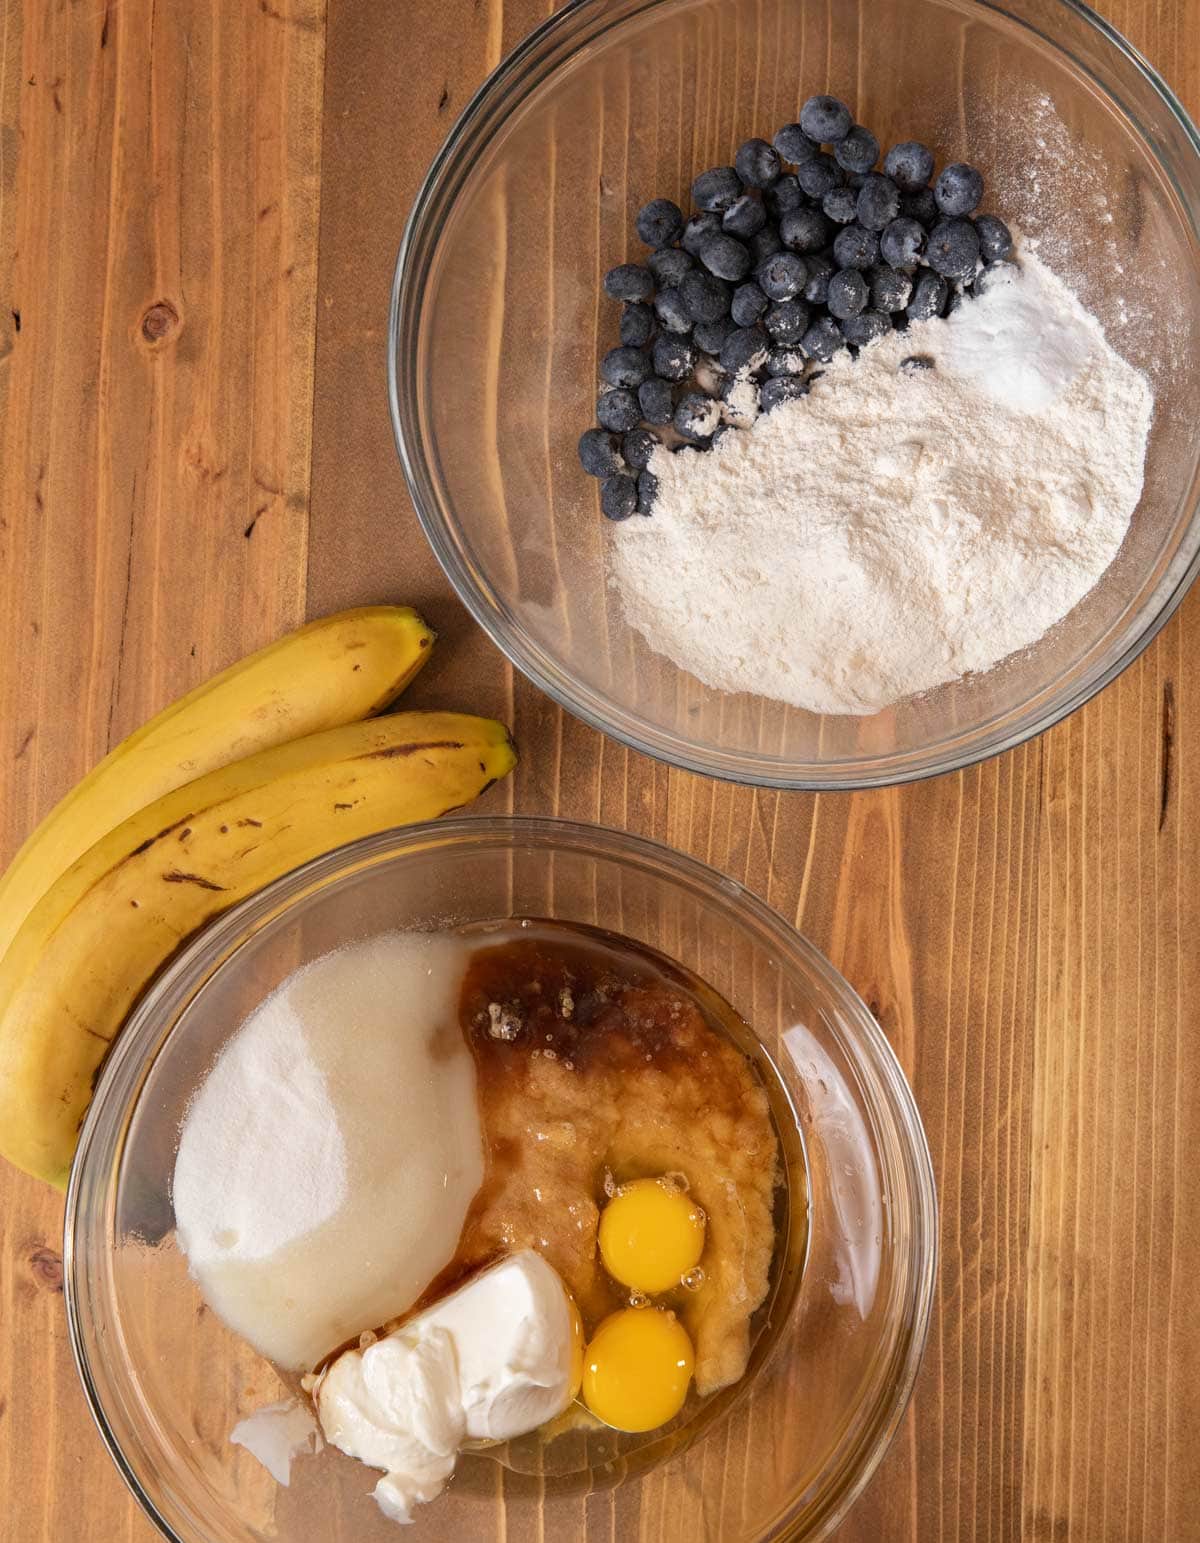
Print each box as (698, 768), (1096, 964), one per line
(608, 248), (1153, 716)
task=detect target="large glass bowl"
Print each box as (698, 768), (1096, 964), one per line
(389, 0), (1200, 788)
(65, 816), (936, 1543)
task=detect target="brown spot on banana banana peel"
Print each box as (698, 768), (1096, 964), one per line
(162, 871), (226, 891)
(364, 740), (466, 760)
(133, 817), (198, 858)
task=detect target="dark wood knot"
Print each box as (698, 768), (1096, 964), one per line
(141, 300), (180, 343)
(28, 1245), (63, 1292)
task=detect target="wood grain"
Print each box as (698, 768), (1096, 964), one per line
(0, 0), (325, 1536)
(1, 0), (1198, 1540)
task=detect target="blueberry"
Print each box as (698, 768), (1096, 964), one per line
(600, 346), (651, 388)
(766, 175), (806, 217)
(835, 125), (879, 174)
(735, 138), (781, 188)
(973, 213), (1013, 263)
(766, 346), (806, 377)
(833, 223), (880, 271)
(622, 427), (660, 472)
(682, 211), (722, 255)
(856, 173), (900, 232)
(883, 141), (934, 192)
(723, 194), (767, 239)
(600, 474), (638, 521)
(763, 299), (810, 344)
(800, 315), (845, 361)
(691, 166), (743, 213)
(799, 94), (853, 144)
(974, 260), (1016, 297)
(773, 123), (820, 164)
(652, 334), (694, 381)
(635, 198), (684, 248)
(693, 316), (734, 355)
(906, 270), (948, 321)
(731, 281), (769, 327)
(868, 265), (913, 312)
(839, 309), (891, 346)
(720, 325), (769, 374)
(935, 162), (984, 217)
(796, 154), (842, 198)
(648, 246), (695, 287)
(750, 225), (784, 263)
(926, 217), (981, 279)
(802, 254), (834, 305)
(761, 375), (809, 412)
(638, 375), (676, 425)
(578, 428), (623, 477)
(781, 206), (831, 254)
(756, 250), (808, 301)
(603, 263), (654, 305)
(607, 345), (653, 388)
(596, 388), (641, 433)
(674, 390), (721, 443)
(822, 186), (859, 224)
(636, 470), (659, 514)
(880, 216), (926, 271)
(680, 269), (732, 322)
(899, 353), (935, 374)
(619, 303), (655, 347)
(654, 287), (694, 334)
(900, 186), (938, 226)
(827, 268), (868, 319)
(699, 231), (753, 281)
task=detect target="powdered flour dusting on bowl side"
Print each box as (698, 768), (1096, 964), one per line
(608, 248), (1153, 716)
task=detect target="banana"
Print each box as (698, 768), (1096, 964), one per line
(0, 606), (435, 964)
(0, 711), (515, 1188)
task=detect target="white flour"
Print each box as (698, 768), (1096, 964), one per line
(609, 248), (1153, 716)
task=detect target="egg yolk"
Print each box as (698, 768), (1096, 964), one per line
(582, 1308), (694, 1432)
(598, 1177), (705, 1294)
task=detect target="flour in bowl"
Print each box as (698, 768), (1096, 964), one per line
(608, 248), (1153, 716)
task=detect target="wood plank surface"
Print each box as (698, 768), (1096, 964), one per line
(1, 0), (1197, 1539)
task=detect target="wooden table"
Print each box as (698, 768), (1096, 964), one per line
(1, 0), (1197, 1538)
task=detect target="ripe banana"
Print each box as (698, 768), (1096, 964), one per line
(0, 606), (435, 964)
(0, 711), (515, 1188)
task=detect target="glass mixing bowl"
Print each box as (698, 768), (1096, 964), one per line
(389, 0), (1200, 788)
(65, 817), (935, 1543)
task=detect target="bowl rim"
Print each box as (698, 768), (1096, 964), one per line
(64, 813), (938, 1543)
(388, 0), (1200, 791)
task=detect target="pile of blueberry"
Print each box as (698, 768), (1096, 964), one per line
(579, 94), (1012, 520)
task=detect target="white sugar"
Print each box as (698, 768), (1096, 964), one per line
(173, 931), (483, 1371)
